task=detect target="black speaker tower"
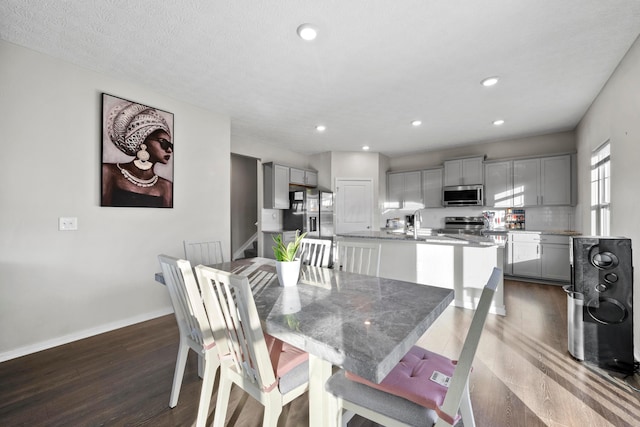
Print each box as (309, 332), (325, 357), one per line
(571, 237), (634, 374)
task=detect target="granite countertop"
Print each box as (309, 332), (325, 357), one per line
(338, 230), (500, 247)
(482, 228), (582, 236)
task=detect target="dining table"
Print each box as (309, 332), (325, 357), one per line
(156, 257), (454, 427)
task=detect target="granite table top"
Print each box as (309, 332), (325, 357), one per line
(197, 257), (454, 384)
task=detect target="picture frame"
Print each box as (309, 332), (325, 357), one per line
(101, 93), (174, 208)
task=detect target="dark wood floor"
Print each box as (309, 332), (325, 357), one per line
(1, 280), (639, 426)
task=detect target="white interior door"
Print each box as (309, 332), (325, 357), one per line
(335, 179), (373, 234)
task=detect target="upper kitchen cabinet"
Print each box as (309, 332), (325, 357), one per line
(422, 168), (443, 208)
(540, 155), (572, 205)
(484, 160), (513, 207)
(443, 156), (484, 186)
(513, 154), (572, 207)
(289, 167), (318, 187)
(263, 162), (290, 209)
(387, 171), (424, 209)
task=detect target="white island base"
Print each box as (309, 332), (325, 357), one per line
(338, 235), (506, 316)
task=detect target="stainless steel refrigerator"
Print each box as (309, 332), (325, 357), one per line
(283, 189), (334, 238)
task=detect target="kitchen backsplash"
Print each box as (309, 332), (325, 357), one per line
(524, 206), (575, 231)
(381, 205), (577, 231)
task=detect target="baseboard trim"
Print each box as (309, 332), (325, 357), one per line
(0, 307), (174, 363)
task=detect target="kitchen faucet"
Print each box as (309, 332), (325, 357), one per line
(413, 209), (422, 239)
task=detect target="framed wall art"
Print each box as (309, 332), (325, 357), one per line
(101, 93), (174, 208)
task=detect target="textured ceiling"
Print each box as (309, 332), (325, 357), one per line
(1, 0), (639, 157)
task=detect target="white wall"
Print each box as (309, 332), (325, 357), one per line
(0, 40), (231, 361)
(232, 136), (309, 167)
(576, 35), (640, 359)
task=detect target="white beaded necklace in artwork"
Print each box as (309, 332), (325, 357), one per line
(117, 163), (158, 187)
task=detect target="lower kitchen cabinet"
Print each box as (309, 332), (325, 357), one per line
(511, 233), (541, 277)
(509, 233), (570, 283)
(539, 235), (571, 281)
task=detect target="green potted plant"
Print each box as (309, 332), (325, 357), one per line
(272, 230), (307, 287)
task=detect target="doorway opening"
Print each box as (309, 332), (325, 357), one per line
(231, 153), (259, 259)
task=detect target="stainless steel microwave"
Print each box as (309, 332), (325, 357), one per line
(442, 184), (484, 206)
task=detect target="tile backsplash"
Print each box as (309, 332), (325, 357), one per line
(381, 205), (577, 231)
(523, 206), (575, 231)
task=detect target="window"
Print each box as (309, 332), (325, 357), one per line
(591, 141), (610, 236)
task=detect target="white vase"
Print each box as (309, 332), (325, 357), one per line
(276, 259), (301, 287)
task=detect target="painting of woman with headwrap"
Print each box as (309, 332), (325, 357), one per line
(101, 94), (174, 208)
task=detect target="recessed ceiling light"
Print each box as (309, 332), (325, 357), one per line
(362, 145), (370, 151)
(481, 76), (500, 87)
(411, 120), (422, 127)
(493, 119), (505, 126)
(297, 23), (318, 41)
(315, 125), (326, 132)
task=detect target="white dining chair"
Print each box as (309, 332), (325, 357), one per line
(157, 255), (219, 423)
(298, 237), (332, 268)
(336, 240), (381, 276)
(194, 264), (310, 427)
(183, 239), (224, 265)
(326, 268), (502, 427)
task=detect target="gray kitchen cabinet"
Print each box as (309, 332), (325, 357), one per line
(510, 232), (570, 283)
(305, 170), (318, 187)
(443, 156), (484, 186)
(422, 168), (443, 208)
(513, 155), (571, 207)
(387, 171), (423, 209)
(263, 162), (290, 209)
(289, 167), (318, 187)
(513, 158), (540, 206)
(511, 233), (541, 277)
(540, 155), (571, 205)
(540, 235), (571, 281)
(484, 160), (513, 207)
(503, 236), (513, 276)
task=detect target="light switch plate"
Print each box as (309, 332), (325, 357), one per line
(59, 217), (78, 231)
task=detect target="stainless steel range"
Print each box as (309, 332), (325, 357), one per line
(438, 216), (486, 235)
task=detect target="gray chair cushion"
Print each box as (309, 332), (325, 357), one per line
(278, 360), (309, 394)
(326, 369), (466, 427)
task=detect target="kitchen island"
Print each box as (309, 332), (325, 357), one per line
(337, 230), (506, 315)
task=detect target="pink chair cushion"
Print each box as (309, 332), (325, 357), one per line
(345, 345), (460, 425)
(275, 342), (308, 377)
(264, 334), (309, 378)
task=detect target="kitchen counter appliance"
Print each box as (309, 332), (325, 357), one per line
(438, 216), (486, 235)
(283, 189), (334, 238)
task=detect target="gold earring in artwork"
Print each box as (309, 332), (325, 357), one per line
(134, 143), (152, 170)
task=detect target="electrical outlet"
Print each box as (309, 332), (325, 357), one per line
(59, 217), (78, 231)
